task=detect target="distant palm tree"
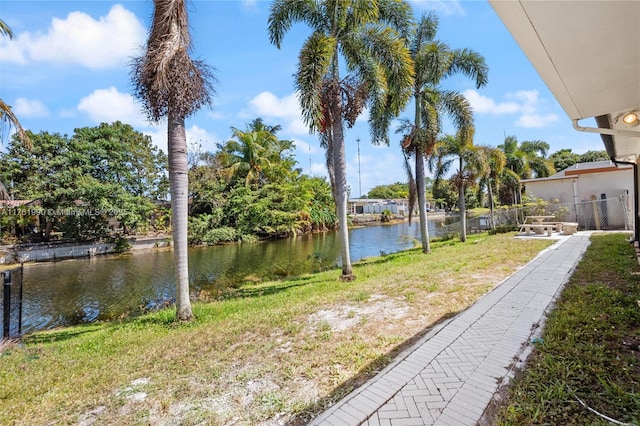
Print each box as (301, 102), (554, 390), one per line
(131, 0), (215, 321)
(497, 135), (555, 205)
(268, 0), (414, 280)
(0, 19), (30, 148)
(477, 145), (506, 229)
(399, 11), (487, 253)
(218, 118), (290, 186)
(433, 133), (488, 242)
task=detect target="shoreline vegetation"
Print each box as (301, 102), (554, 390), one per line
(0, 213), (447, 266)
(1, 232), (552, 425)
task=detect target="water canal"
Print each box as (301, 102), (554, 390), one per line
(21, 219), (445, 333)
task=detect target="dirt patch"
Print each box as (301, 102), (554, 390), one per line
(307, 294), (409, 333)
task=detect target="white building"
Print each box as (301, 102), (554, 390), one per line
(521, 161), (633, 229)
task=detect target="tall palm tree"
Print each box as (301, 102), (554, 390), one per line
(399, 12), (487, 253)
(497, 135), (555, 205)
(0, 19), (30, 148)
(131, 0), (215, 321)
(433, 133), (488, 242)
(268, 0), (414, 280)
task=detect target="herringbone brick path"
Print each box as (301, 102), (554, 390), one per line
(310, 233), (592, 426)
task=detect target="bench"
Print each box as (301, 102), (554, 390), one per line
(522, 224), (556, 236)
(561, 222), (578, 235)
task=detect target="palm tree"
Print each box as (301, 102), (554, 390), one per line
(399, 12), (487, 253)
(268, 0), (414, 280)
(218, 118), (291, 187)
(497, 135), (555, 205)
(0, 19), (30, 148)
(131, 0), (215, 321)
(477, 145), (506, 229)
(433, 133), (488, 242)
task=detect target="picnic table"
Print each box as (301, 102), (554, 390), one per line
(522, 215), (557, 236)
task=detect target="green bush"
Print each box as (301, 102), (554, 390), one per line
(202, 227), (237, 245)
(488, 225), (518, 235)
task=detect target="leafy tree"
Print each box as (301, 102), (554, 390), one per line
(268, 0), (414, 280)
(0, 125), (168, 240)
(300, 176), (337, 232)
(398, 11), (488, 253)
(497, 135), (555, 205)
(579, 150), (609, 163)
(188, 151), (227, 216)
(131, 0), (216, 321)
(549, 148), (580, 172)
(433, 133), (488, 242)
(367, 182), (410, 199)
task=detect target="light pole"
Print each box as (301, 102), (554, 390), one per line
(357, 137), (362, 198)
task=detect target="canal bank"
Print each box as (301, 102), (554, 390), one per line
(0, 235), (172, 264)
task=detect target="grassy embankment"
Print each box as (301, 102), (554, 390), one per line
(0, 232), (552, 425)
(494, 233), (640, 425)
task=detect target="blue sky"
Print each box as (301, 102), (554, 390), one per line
(0, 0), (605, 197)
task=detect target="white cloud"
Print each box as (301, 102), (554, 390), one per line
(241, 0), (260, 12)
(187, 125), (219, 152)
(13, 98), (49, 117)
(249, 91), (299, 118)
(77, 86), (147, 126)
(465, 89), (560, 128)
(248, 91), (309, 135)
(0, 5), (145, 69)
(463, 89), (520, 114)
(515, 113), (560, 128)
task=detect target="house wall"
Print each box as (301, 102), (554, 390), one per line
(523, 168), (633, 228)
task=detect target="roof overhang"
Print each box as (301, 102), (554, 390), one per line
(489, 0), (640, 163)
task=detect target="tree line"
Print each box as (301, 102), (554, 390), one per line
(0, 120), (336, 244)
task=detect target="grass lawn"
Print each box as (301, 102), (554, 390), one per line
(493, 233), (640, 425)
(0, 232), (552, 425)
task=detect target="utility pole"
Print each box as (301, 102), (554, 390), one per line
(357, 138), (362, 198)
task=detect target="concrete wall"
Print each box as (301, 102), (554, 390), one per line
(0, 236), (172, 264)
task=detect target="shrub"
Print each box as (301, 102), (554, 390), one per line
(202, 227), (237, 245)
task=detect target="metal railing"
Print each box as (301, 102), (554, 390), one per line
(1, 267), (23, 339)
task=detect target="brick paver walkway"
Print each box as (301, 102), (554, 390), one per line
(309, 233), (592, 426)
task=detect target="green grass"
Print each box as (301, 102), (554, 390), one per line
(0, 232), (552, 425)
(494, 233), (640, 425)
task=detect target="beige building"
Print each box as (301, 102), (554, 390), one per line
(521, 161), (633, 229)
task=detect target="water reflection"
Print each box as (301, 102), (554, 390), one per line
(22, 220), (443, 333)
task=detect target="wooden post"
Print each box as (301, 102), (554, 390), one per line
(591, 195), (601, 230)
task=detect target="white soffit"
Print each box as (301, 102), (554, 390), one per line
(489, 0), (640, 121)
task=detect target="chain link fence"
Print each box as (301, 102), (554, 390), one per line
(434, 193), (632, 238)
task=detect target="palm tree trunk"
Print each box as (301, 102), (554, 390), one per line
(488, 180), (496, 230)
(332, 109), (353, 280)
(168, 111), (194, 320)
(459, 157), (467, 242)
(414, 93), (431, 254)
(415, 148), (431, 253)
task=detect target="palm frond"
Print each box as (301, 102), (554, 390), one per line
(0, 19), (14, 39)
(448, 48), (489, 89)
(0, 99), (31, 149)
(295, 32), (335, 133)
